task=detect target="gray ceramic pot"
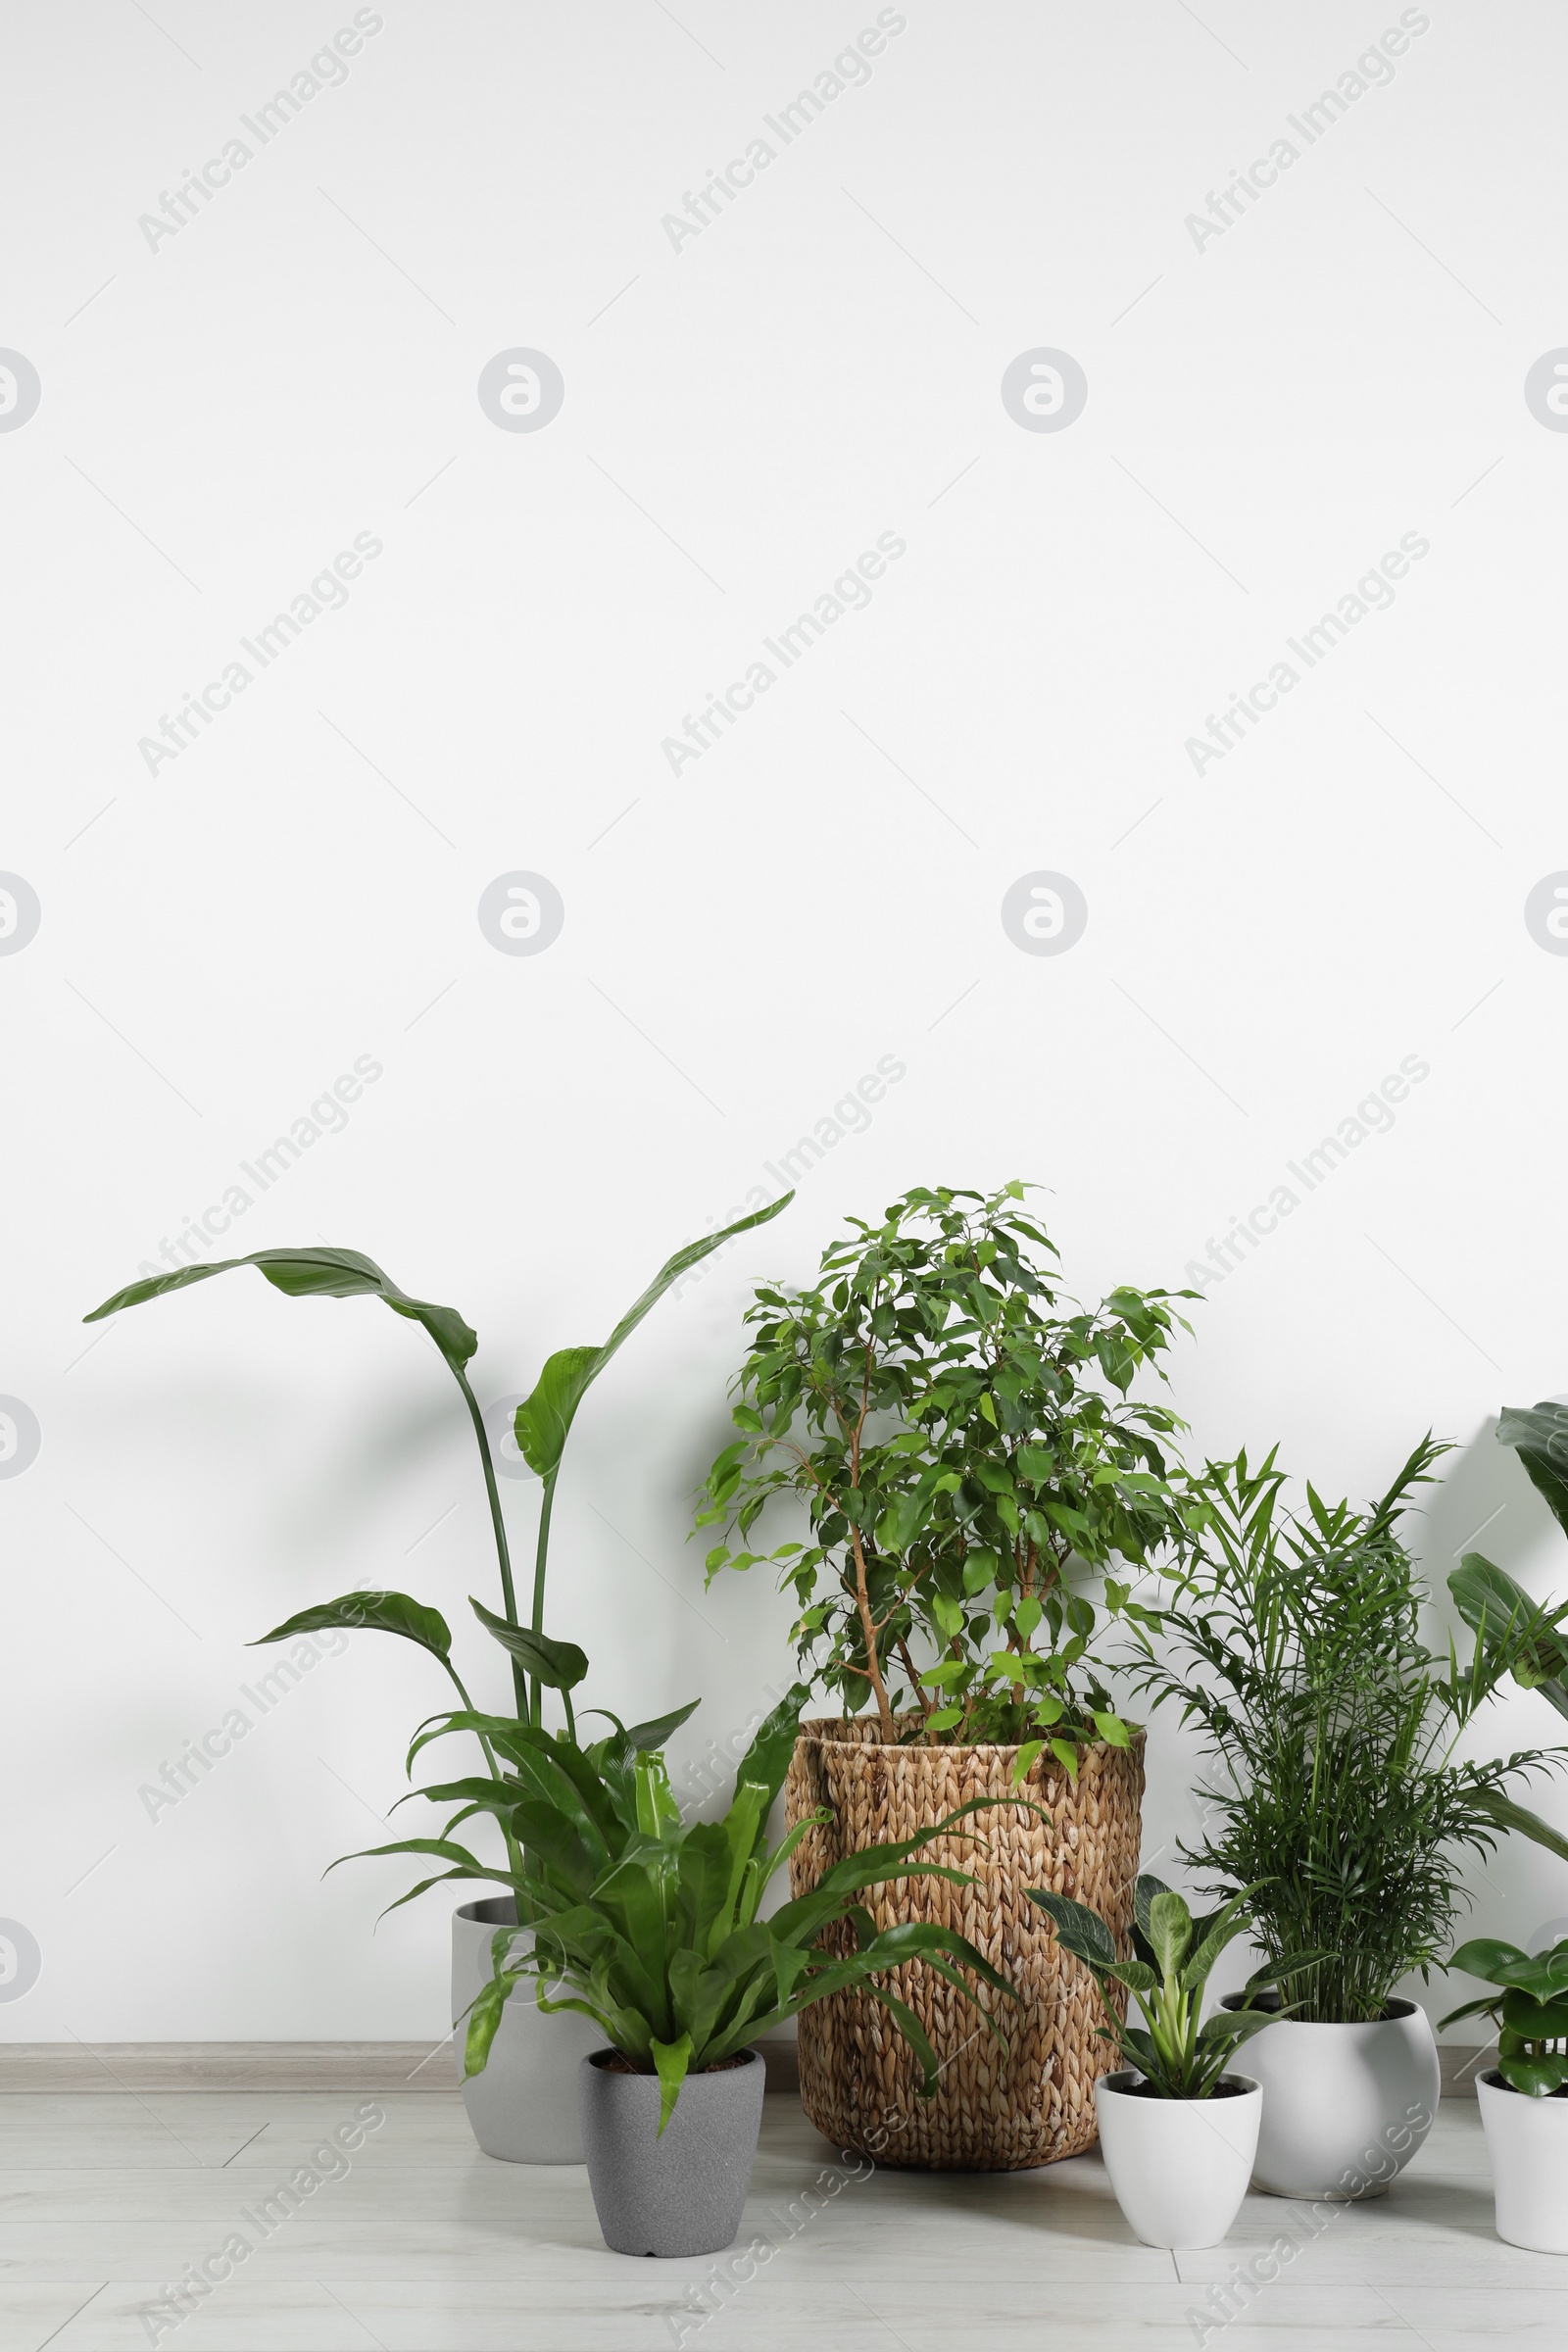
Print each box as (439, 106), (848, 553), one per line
(452, 1899), (600, 2163)
(579, 2045), (765, 2256)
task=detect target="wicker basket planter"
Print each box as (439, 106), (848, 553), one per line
(785, 1716), (1146, 2171)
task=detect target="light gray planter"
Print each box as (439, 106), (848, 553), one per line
(451, 1898), (599, 2164)
(579, 2045), (765, 2256)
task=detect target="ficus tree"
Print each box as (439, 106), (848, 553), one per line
(698, 1183), (1197, 1772)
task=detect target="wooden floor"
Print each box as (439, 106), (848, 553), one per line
(0, 2082), (1559, 2349)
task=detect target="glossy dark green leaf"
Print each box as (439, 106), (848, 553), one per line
(255, 1590), (451, 1659)
(84, 1246), (477, 1375)
(513, 1196), (793, 1478)
(1498, 2051), (1568, 2096)
(1502, 1985), (1568, 2039)
(1448, 1937), (1531, 1981)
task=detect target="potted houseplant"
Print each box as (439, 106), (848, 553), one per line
(699, 1181), (1198, 2168)
(453, 1685), (1016, 2255)
(1031, 1875), (1315, 2247)
(1441, 1935), (1568, 2251)
(83, 1200), (789, 2162)
(1134, 1438), (1568, 2201)
(1435, 1400), (1568, 2250)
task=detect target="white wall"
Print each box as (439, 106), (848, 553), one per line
(4, 0), (1567, 2044)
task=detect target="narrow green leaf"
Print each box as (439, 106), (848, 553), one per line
(1470, 1788), (1568, 1866)
(84, 1246), (477, 1375)
(513, 1197), (793, 1478)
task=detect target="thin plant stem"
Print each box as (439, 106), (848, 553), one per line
(454, 1367), (530, 1722)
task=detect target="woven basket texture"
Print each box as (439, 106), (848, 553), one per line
(785, 1716), (1145, 2170)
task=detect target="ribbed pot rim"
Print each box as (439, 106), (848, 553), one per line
(795, 1715), (1147, 1760)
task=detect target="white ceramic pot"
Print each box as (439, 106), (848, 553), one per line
(452, 1898), (600, 2163)
(1477, 2069), (1568, 2251)
(1222, 1995), (1440, 2199)
(1093, 2072), (1260, 2249)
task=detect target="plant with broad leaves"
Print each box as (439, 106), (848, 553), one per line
(1128, 1438), (1568, 2023)
(83, 1201), (790, 1885)
(1441, 1936), (1568, 2096)
(450, 1683), (1016, 2130)
(1030, 1874), (1322, 2097)
(698, 1182), (1196, 1771)
(1447, 1401), (1568, 1722)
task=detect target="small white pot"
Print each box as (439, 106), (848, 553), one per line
(452, 1899), (600, 2163)
(1478, 2069), (1568, 2252)
(1223, 1995), (1440, 2199)
(1094, 2072), (1260, 2248)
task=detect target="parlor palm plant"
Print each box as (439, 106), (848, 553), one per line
(1131, 1438), (1568, 2023)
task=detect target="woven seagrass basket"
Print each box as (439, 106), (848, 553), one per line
(785, 1716), (1145, 2171)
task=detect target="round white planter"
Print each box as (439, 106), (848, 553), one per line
(1093, 2072), (1260, 2249)
(451, 1899), (600, 2163)
(1222, 1995), (1440, 2199)
(1477, 2069), (1568, 2252)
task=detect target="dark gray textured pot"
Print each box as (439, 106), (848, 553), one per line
(578, 2046), (765, 2257)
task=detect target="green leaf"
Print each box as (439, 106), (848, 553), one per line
(1449, 1554), (1568, 1714)
(84, 1246), (478, 1376)
(1502, 1986), (1568, 2040)
(620, 1700), (702, 1755)
(730, 1683), (811, 1814)
(1498, 1402), (1568, 1539)
(1449, 1937), (1531, 1983)
(469, 1597), (587, 1690)
(1028, 1888), (1116, 1969)
(462, 1971), (518, 2078)
(1469, 1787), (1568, 1867)
(1499, 2051), (1568, 2097)
(254, 1590), (451, 1659)
(1144, 1888), (1193, 1980)
(1438, 1994), (1502, 2030)
(513, 1197), (793, 1478)
(1009, 1739), (1044, 1788)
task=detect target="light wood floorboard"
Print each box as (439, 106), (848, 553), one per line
(0, 2082), (1557, 2349)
